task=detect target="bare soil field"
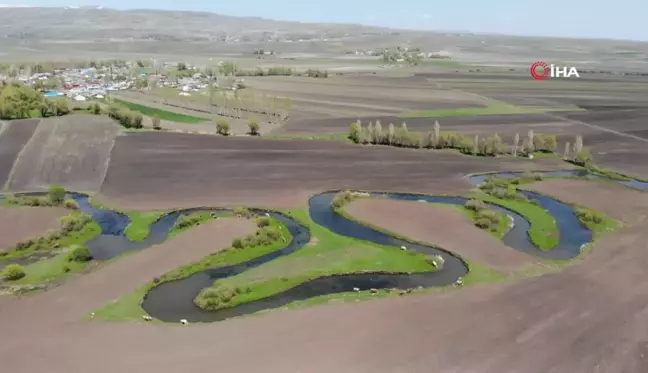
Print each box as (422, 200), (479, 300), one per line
(0, 206), (68, 251)
(1, 182), (648, 373)
(115, 91), (284, 134)
(99, 133), (568, 210)
(0, 119), (40, 187)
(345, 198), (536, 273)
(6, 115), (119, 192)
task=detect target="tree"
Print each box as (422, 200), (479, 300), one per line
(136, 60), (145, 68)
(433, 120), (441, 148)
(152, 115), (161, 130)
(564, 141), (571, 159)
(574, 147), (592, 166)
(473, 135), (479, 155)
(513, 132), (520, 156)
(53, 98), (70, 116)
(216, 118), (230, 136)
(526, 130), (535, 154)
(348, 120), (362, 143)
(387, 123), (395, 145)
(366, 122), (374, 144)
(248, 118), (260, 135)
(177, 62), (188, 71)
(48, 185), (66, 204)
(573, 135), (584, 153)
(373, 120), (383, 144)
(0, 83), (45, 119)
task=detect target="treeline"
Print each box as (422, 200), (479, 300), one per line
(348, 120), (593, 164)
(0, 59), (127, 76)
(0, 83), (69, 119)
(233, 67), (328, 78)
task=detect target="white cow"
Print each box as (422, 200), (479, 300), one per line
(400, 246), (407, 251)
(180, 319), (188, 325)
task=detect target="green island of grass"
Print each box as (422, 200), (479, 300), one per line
(193, 208), (440, 312)
(473, 191), (559, 250)
(92, 214), (291, 321)
(113, 98), (209, 123)
(1, 218), (101, 286)
(124, 211), (169, 241)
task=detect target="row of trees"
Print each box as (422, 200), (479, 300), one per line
(107, 104), (144, 129)
(0, 83), (69, 120)
(348, 120), (593, 163)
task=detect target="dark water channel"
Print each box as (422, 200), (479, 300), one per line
(1, 168), (645, 322)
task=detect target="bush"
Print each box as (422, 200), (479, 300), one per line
(91, 102), (102, 115)
(475, 218), (493, 229)
(575, 208), (604, 225)
(107, 104), (143, 129)
(256, 216), (271, 228)
(232, 238), (244, 249)
(476, 209), (501, 225)
(48, 185), (66, 205)
(248, 118), (260, 135)
(63, 198), (79, 210)
(574, 148), (593, 166)
(465, 199), (485, 212)
(2, 264), (26, 281)
(68, 246), (92, 262)
(216, 119), (230, 136)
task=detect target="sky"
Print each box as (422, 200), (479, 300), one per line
(10, 0), (648, 41)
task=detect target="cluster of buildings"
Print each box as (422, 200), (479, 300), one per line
(3, 66), (133, 101)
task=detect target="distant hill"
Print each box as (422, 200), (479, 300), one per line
(0, 7), (396, 43)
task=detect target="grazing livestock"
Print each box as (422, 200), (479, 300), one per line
(264, 213), (270, 217)
(370, 288), (378, 294)
(400, 245), (407, 251)
(180, 319), (188, 325)
(455, 277), (464, 286)
(90, 312), (95, 318)
(142, 315), (153, 321)
(353, 287), (360, 292)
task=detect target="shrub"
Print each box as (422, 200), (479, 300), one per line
(233, 207), (253, 219)
(475, 218), (493, 229)
(465, 199), (485, 212)
(256, 216), (271, 228)
(232, 238), (244, 249)
(63, 198), (79, 210)
(2, 264), (26, 281)
(576, 208), (604, 225)
(91, 102), (102, 115)
(574, 147), (593, 166)
(48, 185), (66, 205)
(216, 118), (230, 136)
(68, 246), (92, 262)
(248, 118), (260, 135)
(476, 209), (501, 226)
